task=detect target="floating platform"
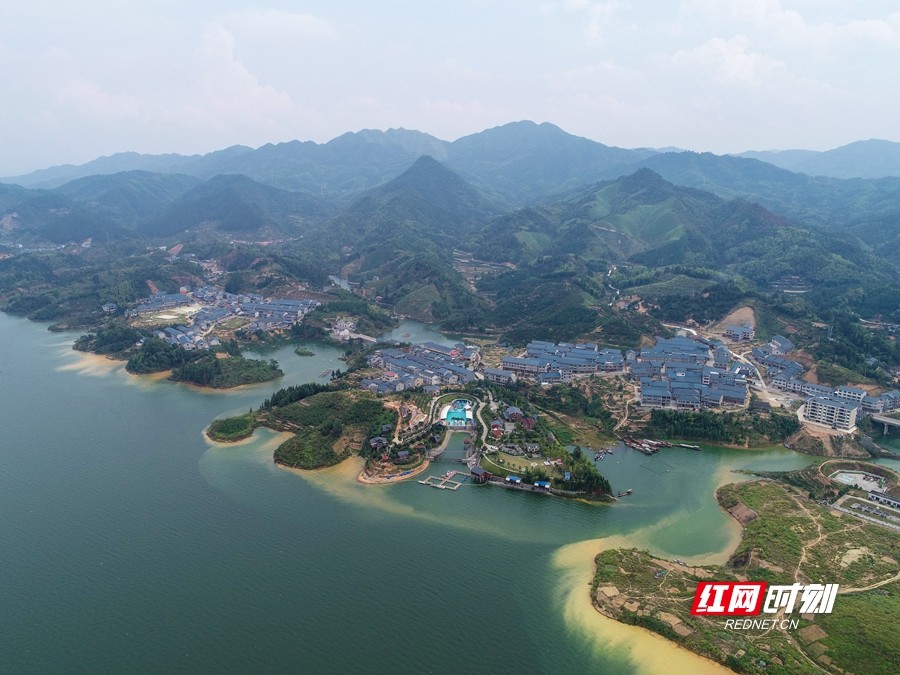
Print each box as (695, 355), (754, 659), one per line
(419, 474), (463, 491)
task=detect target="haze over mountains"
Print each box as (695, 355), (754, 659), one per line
(2, 120), (898, 330)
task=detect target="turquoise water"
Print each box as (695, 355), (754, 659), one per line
(445, 399), (470, 425)
(0, 313), (821, 674)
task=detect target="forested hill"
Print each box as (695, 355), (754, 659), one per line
(451, 168), (897, 338)
(141, 174), (333, 237)
(634, 151), (900, 242)
(310, 155), (503, 254)
(302, 155), (502, 323)
(470, 168), (886, 291)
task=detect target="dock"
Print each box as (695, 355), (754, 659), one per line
(418, 470), (463, 491)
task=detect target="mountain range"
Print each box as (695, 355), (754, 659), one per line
(2, 120), (898, 333)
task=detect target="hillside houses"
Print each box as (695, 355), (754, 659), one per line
(758, 344), (900, 430)
(154, 324), (220, 351)
(130, 284), (319, 347)
(804, 395), (861, 431)
(483, 368), (517, 385)
(724, 324), (755, 341)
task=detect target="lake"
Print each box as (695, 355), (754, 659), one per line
(3, 312), (888, 674)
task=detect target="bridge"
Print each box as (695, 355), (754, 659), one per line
(871, 415), (900, 435)
(347, 332), (377, 343)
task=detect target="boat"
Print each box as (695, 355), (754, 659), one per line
(616, 488), (633, 497)
(678, 443), (701, 450)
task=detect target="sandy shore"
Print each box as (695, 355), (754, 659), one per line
(554, 538), (732, 675)
(203, 426), (291, 449)
(222, 421), (745, 673)
(357, 459), (430, 484)
(553, 460), (764, 674)
(179, 378), (277, 395)
(56, 349), (127, 376)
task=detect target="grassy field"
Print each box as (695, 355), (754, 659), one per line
(592, 480), (900, 674)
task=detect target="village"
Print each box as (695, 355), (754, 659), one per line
(357, 317), (900, 451)
(118, 281), (321, 351)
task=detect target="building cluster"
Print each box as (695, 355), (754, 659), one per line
(724, 324), (755, 341)
(754, 334), (900, 431)
(496, 340), (624, 385)
(361, 342), (480, 395)
(630, 336), (748, 410)
(128, 284), (319, 348)
(330, 318), (357, 341)
(869, 491), (900, 510)
(153, 325), (221, 351)
(486, 336), (748, 411)
(128, 292), (194, 316)
(488, 405), (538, 442)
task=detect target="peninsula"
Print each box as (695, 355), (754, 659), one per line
(592, 460), (900, 674)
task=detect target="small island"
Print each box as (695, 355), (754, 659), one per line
(207, 413), (256, 442)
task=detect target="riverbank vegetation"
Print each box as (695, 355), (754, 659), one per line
(271, 391), (394, 469)
(170, 354), (282, 388)
(125, 336), (201, 373)
(646, 408), (800, 447)
(210, 388), (396, 470)
(73, 322), (142, 355)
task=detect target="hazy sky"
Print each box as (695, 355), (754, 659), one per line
(2, 0), (899, 175)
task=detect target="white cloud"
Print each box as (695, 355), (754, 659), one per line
(679, 0), (900, 51)
(219, 9), (338, 42)
(58, 77), (140, 121)
(168, 22), (311, 136)
(669, 35), (785, 86)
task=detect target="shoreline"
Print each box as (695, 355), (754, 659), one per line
(64, 343), (280, 393)
(356, 458), (431, 484)
(555, 538), (732, 675)
(559, 459), (761, 673)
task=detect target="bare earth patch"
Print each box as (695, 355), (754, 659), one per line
(711, 306), (756, 334)
(658, 611), (683, 628)
(728, 502), (758, 525)
(840, 547), (871, 568)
